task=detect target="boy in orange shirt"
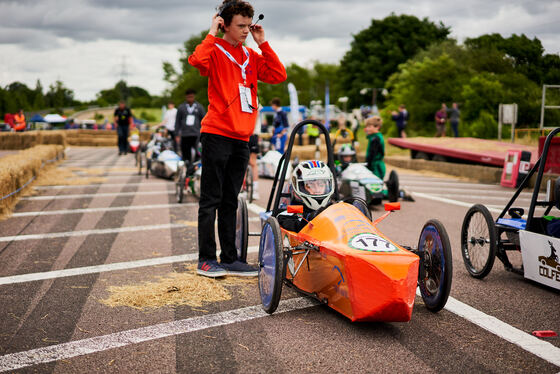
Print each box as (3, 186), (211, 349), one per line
(189, 0), (286, 277)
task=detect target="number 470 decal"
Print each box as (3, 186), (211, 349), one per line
(349, 233), (398, 252)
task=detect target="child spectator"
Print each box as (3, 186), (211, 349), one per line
(364, 115), (385, 180)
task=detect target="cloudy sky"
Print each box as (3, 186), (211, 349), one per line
(1, 0), (558, 101)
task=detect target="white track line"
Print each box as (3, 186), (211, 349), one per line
(403, 185), (539, 197)
(34, 182), (167, 190)
(444, 296), (560, 367)
(22, 190), (172, 200)
(422, 194), (535, 202)
(0, 223), (191, 243)
(413, 192), (503, 214)
(0, 297), (318, 372)
(0, 246), (259, 285)
(11, 203), (196, 217)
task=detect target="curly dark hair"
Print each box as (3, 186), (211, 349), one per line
(218, 0), (254, 28)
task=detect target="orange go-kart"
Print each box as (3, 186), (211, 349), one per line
(240, 120), (453, 322)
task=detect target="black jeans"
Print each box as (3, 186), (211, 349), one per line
(117, 126), (129, 153)
(180, 136), (199, 163)
(198, 133), (249, 263)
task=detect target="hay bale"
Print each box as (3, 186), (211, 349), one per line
(0, 145), (65, 217)
(0, 131), (66, 149)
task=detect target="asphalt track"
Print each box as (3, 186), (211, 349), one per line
(0, 147), (559, 373)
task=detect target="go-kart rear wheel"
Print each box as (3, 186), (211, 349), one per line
(235, 195), (249, 263)
(343, 197), (372, 221)
(258, 216), (283, 314)
(246, 165), (254, 203)
(386, 170), (399, 203)
(461, 204), (497, 279)
(418, 219), (453, 313)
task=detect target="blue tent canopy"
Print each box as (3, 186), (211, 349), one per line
(29, 114), (45, 122)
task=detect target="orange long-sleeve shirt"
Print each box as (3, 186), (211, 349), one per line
(188, 34), (287, 141)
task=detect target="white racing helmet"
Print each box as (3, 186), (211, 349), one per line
(338, 143), (356, 157)
(292, 160), (335, 210)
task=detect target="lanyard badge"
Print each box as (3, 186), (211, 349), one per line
(215, 43), (254, 113)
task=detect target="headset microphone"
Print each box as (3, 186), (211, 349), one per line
(254, 14), (264, 25)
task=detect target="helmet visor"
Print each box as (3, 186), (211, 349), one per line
(299, 178), (332, 196)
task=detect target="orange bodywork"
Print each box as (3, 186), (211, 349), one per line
(282, 202), (419, 322)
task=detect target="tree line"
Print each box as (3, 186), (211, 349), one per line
(0, 79), (166, 118)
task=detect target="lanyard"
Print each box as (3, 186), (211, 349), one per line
(186, 104), (195, 114)
(215, 43), (250, 84)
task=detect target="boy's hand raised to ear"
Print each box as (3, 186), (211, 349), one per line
(250, 24), (265, 46)
(210, 14), (224, 36)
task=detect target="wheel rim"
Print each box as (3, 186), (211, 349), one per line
(464, 211), (491, 273)
(259, 223), (276, 308)
(235, 200), (243, 259)
(419, 224), (445, 301)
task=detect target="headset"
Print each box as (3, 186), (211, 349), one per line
(217, 1), (264, 31)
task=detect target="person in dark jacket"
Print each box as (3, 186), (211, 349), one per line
(114, 101), (133, 155)
(270, 97), (289, 154)
(175, 88), (206, 163)
(391, 104), (408, 138)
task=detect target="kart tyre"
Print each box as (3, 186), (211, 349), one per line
(386, 170), (399, 203)
(136, 151), (142, 175)
(235, 195), (249, 263)
(460, 204), (497, 279)
(258, 216), (283, 314)
(418, 219), (453, 313)
(343, 197), (372, 221)
(176, 166), (185, 204)
(246, 165), (254, 203)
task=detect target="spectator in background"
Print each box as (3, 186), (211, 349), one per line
(4, 113), (14, 130)
(364, 115), (386, 180)
(114, 101), (133, 155)
(270, 97), (289, 154)
(448, 102), (460, 137)
(307, 116), (320, 145)
(175, 88), (205, 163)
(391, 104), (408, 138)
(13, 109), (26, 132)
(160, 102), (178, 152)
(435, 103), (447, 137)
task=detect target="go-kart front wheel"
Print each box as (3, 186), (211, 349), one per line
(235, 195), (249, 263)
(258, 216), (283, 314)
(175, 166), (185, 204)
(136, 150), (142, 173)
(145, 158), (151, 179)
(460, 204), (497, 279)
(417, 219), (453, 313)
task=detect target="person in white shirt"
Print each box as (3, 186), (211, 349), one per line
(160, 102), (178, 151)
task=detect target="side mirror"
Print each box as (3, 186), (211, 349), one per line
(287, 205), (304, 214)
(384, 202), (400, 212)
